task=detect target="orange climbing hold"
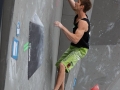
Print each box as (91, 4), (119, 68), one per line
(91, 84), (99, 90)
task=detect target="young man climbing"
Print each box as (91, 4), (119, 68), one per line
(54, 0), (92, 90)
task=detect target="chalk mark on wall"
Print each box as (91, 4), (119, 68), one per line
(9, 58), (17, 83)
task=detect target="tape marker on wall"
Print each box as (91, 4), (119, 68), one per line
(16, 21), (20, 37)
(24, 42), (30, 52)
(11, 37), (19, 60)
(73, 78), (77, 89)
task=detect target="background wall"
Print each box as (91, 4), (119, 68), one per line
(0, 0), (3, 26)
(0, 0), (4, 58)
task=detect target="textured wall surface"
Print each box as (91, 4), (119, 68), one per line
(75, 0), (120, 90)
(58, 0), (120, 90)
(0, 0), (15, 89)
(0, 0), (3, 50)
(0, 0), (63, 90)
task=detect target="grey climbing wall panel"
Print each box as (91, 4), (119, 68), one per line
(58, 0), (120, 90)
(75, 0), (120, 90)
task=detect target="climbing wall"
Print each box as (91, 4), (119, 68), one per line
(1, 0), (63, 90)
(58, 0), (120, 90)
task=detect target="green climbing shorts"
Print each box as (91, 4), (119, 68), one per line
(56, 45), (88, 73)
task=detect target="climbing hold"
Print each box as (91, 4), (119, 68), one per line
(91, 84), (99, 90)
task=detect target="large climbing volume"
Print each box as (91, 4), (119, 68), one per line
(91, 84), (99, 90)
